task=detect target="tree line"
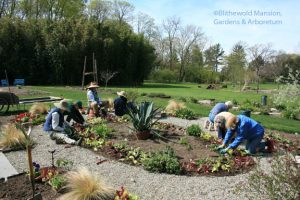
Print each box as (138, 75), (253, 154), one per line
(0, 0), (155, 86)
(0, 0), (299, 88)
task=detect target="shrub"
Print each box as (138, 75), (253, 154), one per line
(232, 99), (238, 105)
(165, 100), (186, 113)
(186, 124), (202, 136)
(174, 108), (196, 119)
(148, 69), (177, 83)
(189, 97), (198, 104)
(178, 97), (187, 102)
(221, 84), (227, 88)
(235, 153), (300, 200)
(142, 146), (181, 174)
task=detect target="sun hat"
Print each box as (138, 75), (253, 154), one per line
(54, 100), (70, 112)
(117, 91), (126, 97)
(75, 100), (83, 109)
(87, 82), (99, 89)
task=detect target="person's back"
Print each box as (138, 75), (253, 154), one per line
(237, 115), (264, 140)
(43, 107), (63, 131)
(114, 96), (127, 116)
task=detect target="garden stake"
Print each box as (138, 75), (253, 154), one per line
(49, 150), (56, 167)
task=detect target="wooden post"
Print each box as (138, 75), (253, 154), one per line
(5, 69), (10, 92)
(81, 56), (87, 90)
(92, 53), (96, 82)
(95, 59), (98, 84)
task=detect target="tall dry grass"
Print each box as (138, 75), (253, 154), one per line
(0, 124), (27, 150)
(29, 103), (48, 115)
(165, 100), (186, 113)
(58, 167), (115, 200)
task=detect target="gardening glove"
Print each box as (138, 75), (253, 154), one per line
(220, 148), (229, 154)
(217, 144), (225, 150)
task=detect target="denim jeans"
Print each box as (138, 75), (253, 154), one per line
(246, 134), (265, 154)
(208, 113), (215, 123)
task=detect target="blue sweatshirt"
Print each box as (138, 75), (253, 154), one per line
(223, 115), (264, 149)
(209, 103), (228, 121)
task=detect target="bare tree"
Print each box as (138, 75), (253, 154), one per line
(176, 25), (204, 81)
(162, 16), (180, 69)
(135, 12), (156, 39)
(100, 70), (118, 88)
(111, 0), (134, 23)
(88, 0), (111, 23)
(248, 43), (275, 93)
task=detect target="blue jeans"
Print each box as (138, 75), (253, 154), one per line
(246, 133), (265, 154)
(209, 113), (215, 123)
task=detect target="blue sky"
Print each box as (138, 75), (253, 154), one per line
(128, 0), (300, 54)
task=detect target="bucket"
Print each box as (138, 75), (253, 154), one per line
(261, 95), (267, 106)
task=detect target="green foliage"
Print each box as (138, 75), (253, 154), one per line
(128, 102), (161, 132)
(189, 97), (198, 104)
(179, 137), (192, 151)
(186, 124), (202, 136)
(236, 153), (300, 200)
(174, 108), (196, 119)
(178, 97), (187, 102)
(84, 138), (105, 151)
(49, 175), (66, 190)
(126, 91), (139, 103)
(142, 146), (181, 174)
(148, 69), (177, 83)
(91, 123), (112, 139)
(240, 99), (254, 111)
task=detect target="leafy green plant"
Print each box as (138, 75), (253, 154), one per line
(49, 175), (66, 190)
(128, 102), (161, 132)
(142, 146), (181, 174)
(124, 147), (148, 165)
(91, 123), (112, 139)
(186, 124), (202, 136)
(85, 138), (105, 151)
(178, 97), (187, 102)
(189, 97), (198, 104)
(174, 108), (196, 119)
(179, 137), (192, 151)
(56, 158), (73, 170)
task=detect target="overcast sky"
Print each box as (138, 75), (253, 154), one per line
(128, 0), (300, 54)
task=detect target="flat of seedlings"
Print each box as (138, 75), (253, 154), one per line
(104, 122), (219, 162)
(0, 173), (60, 200)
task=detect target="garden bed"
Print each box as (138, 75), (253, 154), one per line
(0, 173), (60, 200)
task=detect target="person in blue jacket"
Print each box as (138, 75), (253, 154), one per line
(217, 115), (266, 154)
(205, 101), (233, 130)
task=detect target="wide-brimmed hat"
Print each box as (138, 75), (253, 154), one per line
(87, 82), (99, 89)
(117, 91), (126, 97)
(54, 100), (70, 112)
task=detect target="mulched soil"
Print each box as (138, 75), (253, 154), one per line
(0, 173), (60, 200)
(103, 122), (219, 162)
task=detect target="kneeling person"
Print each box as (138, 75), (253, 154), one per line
(43, 100), (82, 145)
(114, 91), (135, 116)
(214, 112), (235, 140)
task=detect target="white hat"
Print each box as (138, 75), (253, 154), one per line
(225, 101), (233, 109)
(117, 91), (126, 97)
(54, 100), (70, 112)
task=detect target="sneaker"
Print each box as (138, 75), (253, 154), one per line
(75, 137), (83, 146)
(50, 132), (56, 140)
(55, 138), (66, 144)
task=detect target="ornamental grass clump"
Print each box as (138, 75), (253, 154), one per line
(29, 103), (48, 115)
(165, 100), (186, 113)
(0, 124), (27, 150)
(186, 124), (202, 136)
(59, 167), (115, 200)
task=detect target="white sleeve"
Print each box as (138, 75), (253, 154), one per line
(52, 112), (64, 132)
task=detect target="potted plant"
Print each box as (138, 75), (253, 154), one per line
(128, 102), (161, 140)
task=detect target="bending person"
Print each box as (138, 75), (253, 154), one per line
(43, 100), (82, 145)
(218, 115), (266, 155)
(205, 101), (233, 130)
(214, 111), (235, 140)
(65, 100), (85, 125)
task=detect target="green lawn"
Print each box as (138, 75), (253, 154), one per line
(15, 83), (300, 133)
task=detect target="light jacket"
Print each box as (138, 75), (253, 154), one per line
(43, 108), (64, 131)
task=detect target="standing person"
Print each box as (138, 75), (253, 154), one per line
(86, 82), (102, 117)
(214, 111), (235, 140)
(43, 100), (82, 145)
(114, 91), (135, 116)
(65, 100), (85, 125)
(217, 115), (266, 155)
(205, 101), (233, 130)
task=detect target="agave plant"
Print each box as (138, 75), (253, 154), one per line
(128, 102), (161, 139)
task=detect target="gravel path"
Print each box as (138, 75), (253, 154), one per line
(4, 117), (271, 200)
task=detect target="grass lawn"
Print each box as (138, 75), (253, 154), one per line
(15, 82), (300, 133)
